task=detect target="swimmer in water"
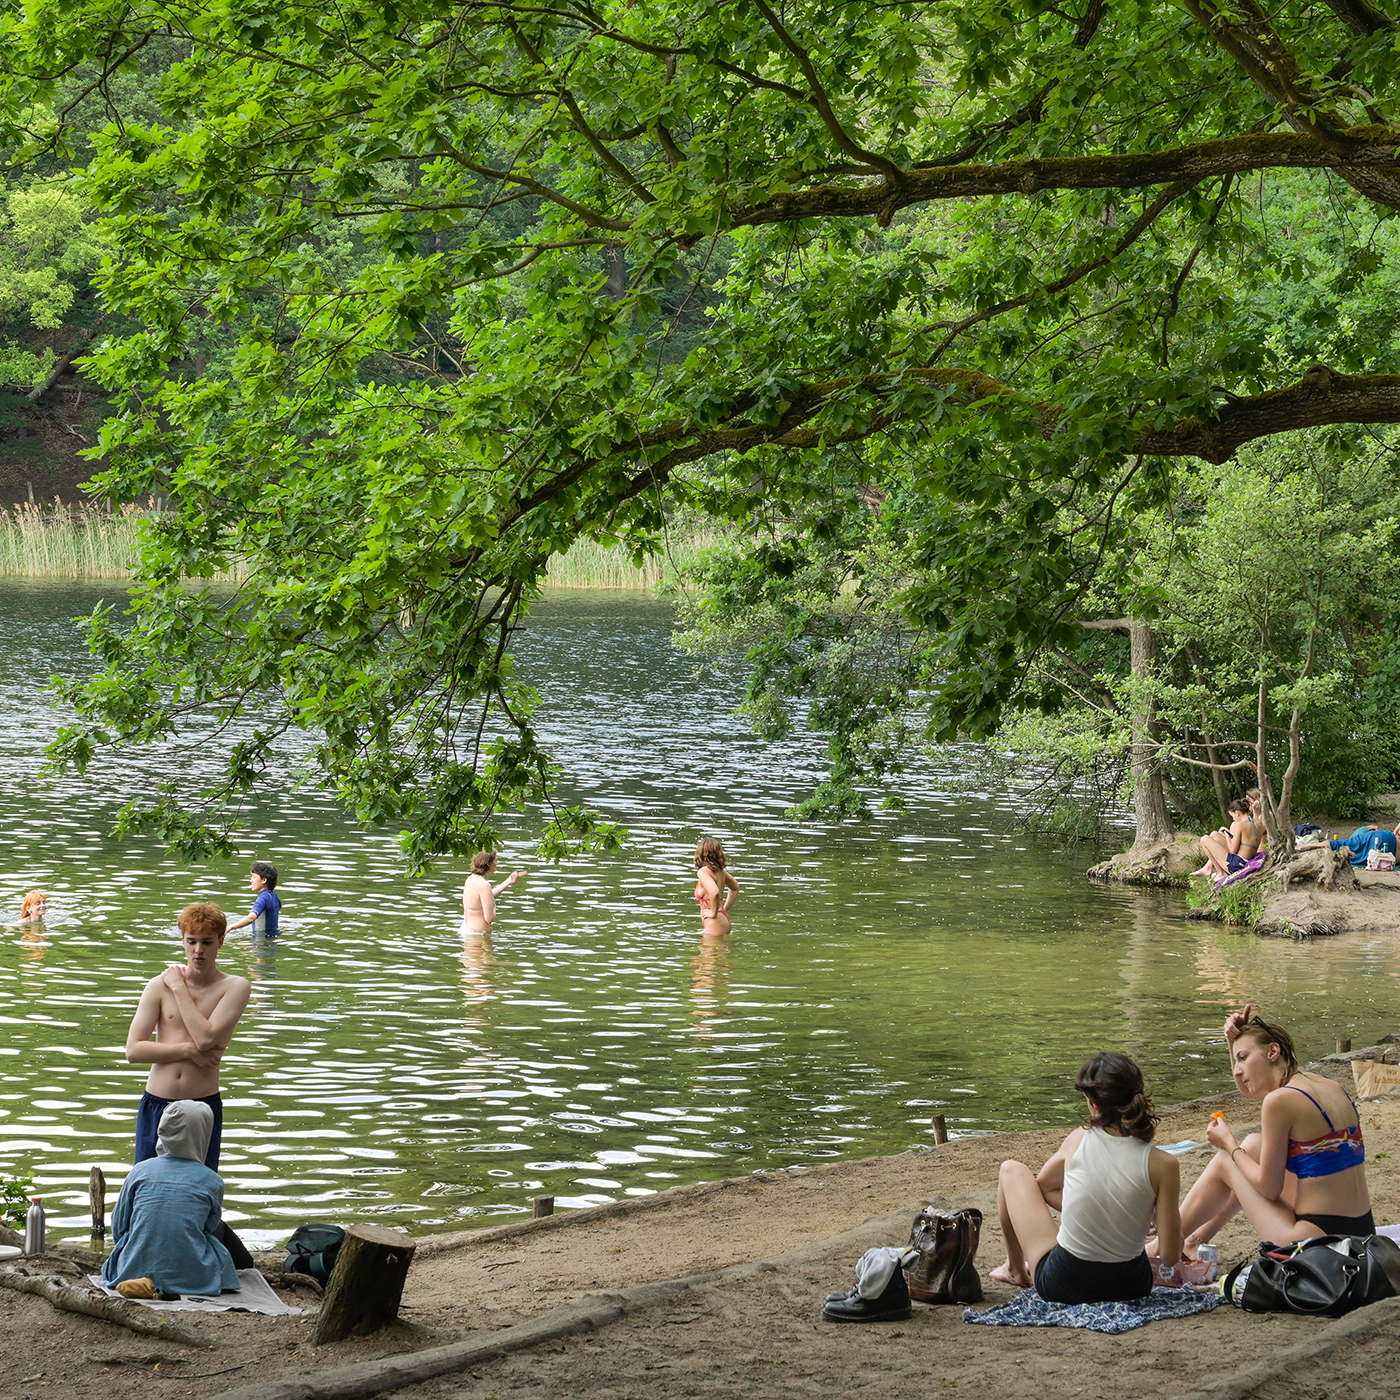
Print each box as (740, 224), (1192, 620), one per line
(461, 851), (527, 935)
(18, 890), (47, 923)
(694, 838), (739, 935)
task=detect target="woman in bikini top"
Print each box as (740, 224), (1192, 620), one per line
(693, 838), (740, 935)
(1158, 1008), (1373, 1271)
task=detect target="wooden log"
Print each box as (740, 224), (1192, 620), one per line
(0, 1268), (206, 1347)
(932, 1115), (949, 1145)
(89, 1166), (107, 1240)
(532, 1195), (555, 1218)
(311, 1225), (416, 1345)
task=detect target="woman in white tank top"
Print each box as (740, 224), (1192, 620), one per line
(991, 1053), (1183, 1304)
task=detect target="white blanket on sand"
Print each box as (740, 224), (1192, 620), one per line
(89, 1268), (300, 1315)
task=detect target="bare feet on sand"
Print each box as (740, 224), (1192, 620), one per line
(990, 1258), (1033, 1288)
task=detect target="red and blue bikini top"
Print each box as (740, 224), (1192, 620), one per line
(1284, 1085), (1365, 1179)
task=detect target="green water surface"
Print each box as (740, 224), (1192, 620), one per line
(1, 582), (1395, 1245)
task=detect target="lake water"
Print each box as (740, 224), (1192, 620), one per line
(2, 581), (1396, 1246)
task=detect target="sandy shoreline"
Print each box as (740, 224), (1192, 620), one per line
(8, 1076), (1400, 1399)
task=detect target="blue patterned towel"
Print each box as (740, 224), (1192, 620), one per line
(964, 1286), (1222, 1333)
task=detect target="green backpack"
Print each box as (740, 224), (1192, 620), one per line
(284, 1224), (345, 1285)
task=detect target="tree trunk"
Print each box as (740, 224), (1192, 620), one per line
(312, 1224), (416, 1344)
(1129, 621), (1173, 850)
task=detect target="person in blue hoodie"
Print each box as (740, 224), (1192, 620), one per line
(1330, 825), (1398, 867)
(101, 1099), (241, 1298)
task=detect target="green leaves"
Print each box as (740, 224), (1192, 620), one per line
(2, 0), (1398, 861)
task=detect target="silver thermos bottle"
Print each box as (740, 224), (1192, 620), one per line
(23, 1196), (44, 1255)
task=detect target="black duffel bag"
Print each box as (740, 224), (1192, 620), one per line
(1224, 1234), (1400, 1317)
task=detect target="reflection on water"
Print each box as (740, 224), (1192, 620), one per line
(0, 580), (1396, 1244)
(689, 934), (731, 1042)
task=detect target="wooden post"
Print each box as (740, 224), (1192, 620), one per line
(533, 1195), (555, 1218)
(1337, 1038), (1352, 1054)
(932, 1115), (949, 1145)
(311, 1225), (416, 1345)
(88, 1167), (106, 1240)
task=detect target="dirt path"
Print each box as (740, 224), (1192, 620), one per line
(7, 1086), (1400, 1400)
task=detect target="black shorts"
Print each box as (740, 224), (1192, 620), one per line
(1297, 1210), (1376, 1237)
(1034, 1245), (1152, 1305)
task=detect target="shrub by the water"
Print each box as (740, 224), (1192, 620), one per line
(0, 1172), (34, 1229)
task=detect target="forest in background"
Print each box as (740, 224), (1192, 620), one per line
(2, 1), (1400, 869)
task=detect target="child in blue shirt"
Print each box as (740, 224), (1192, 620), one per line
(226, 862), (281, 936)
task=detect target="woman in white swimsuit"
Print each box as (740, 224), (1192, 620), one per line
(461, 851), (526, 934)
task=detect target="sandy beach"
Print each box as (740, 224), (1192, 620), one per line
(7, 1076), (1400, 1400)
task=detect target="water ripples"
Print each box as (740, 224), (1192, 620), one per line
(3, 583), (1398, 1245)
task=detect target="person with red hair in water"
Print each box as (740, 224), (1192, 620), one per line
(18, 891), (47, 923)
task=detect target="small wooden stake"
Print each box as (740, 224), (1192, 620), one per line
(932, 1115), (949, 1145)
(533, 1195), (555, 1218)
(311, 1224), (416, 1345)
(1338, 1038), (1352, 1054)
(88, 1167), (106, 1240)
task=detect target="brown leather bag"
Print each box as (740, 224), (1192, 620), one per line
(903, 1207), (984, 1304)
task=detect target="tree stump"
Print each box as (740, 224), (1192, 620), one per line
(312, 1225), (416, 1345)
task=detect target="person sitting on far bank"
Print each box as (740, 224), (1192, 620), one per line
(1153, 1007), (1373, 1268)
(226, 861), (281, 936)
(18, 890), (47, 923)
(1329, 825), (1398, 867)
(1193, 799), (1261, 881)
(992, 1052), (1181, 1304)
(101, 1099), (252, 1298)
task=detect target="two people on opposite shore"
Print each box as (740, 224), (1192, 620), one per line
(1194, 789), (1265, 881)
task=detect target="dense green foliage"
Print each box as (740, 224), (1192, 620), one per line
(2, 0), (1399, 863)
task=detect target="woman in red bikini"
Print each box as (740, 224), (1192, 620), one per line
(693, 839), (740, 936)
(1160, 1006), (1373, 1265)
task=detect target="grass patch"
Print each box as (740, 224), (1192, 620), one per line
(1186, 874), (1265, 928)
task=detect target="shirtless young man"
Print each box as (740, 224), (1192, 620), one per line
(124, 904), (252, 1169)
(461, 851), (527, 935)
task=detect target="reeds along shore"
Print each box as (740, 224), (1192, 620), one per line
(0, 502), (711, 588)
(0, 501), (152, 579)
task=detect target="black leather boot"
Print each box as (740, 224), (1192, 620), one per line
(821, 1265), (912, 1322)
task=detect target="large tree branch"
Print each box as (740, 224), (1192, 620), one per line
(728, 128), (1400, 228)
(1137, 365), (1400, 460)
(483, 364), (1400, 579)
(1321, 0), (1397, 33)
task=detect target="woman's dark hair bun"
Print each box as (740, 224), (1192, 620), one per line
(1075, 1052), (1159, 1143)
